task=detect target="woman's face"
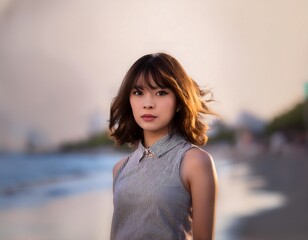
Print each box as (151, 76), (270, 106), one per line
(129, 75), (177, 137)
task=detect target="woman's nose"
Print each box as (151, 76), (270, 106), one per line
(143, 96), (155, 109)
(143, 104), (154, 109)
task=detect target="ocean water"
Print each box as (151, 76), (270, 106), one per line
(0, 152), (126, 209)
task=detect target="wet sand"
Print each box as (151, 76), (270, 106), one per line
(233, 146), (308, 240)
(211, 144), (286, 240)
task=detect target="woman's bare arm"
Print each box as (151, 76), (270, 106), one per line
(181, 148), (218, 240)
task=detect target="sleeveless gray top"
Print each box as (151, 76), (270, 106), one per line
(111, 133), (196, 240)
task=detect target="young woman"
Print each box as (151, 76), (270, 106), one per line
(109, 52), (218, 240)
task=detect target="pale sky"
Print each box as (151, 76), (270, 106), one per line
(1, 0), (308, 151)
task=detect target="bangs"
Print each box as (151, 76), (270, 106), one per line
(133, 66), (171, 90)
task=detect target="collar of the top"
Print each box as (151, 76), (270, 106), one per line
(136, 133), (185, 163)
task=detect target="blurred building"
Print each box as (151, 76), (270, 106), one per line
(233, 111), (266, 156)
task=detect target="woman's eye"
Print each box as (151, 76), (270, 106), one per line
(156, 91), (168, 96)
(132, 90), (143, 96)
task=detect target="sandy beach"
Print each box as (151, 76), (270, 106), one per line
(1, 160), (266, 240)
(1, 145), (306, 240)
(0, 189), (114, 240)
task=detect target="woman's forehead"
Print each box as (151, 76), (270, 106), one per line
(134, 74), (163, 89)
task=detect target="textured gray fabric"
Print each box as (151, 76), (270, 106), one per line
(111, 133), (196, 240)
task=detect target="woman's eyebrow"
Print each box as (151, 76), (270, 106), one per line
(133, 84), (167, 90)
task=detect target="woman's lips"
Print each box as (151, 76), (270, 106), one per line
(141, 114), (157, 121)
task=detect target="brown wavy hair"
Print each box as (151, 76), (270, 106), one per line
(109, 52), (217, 146)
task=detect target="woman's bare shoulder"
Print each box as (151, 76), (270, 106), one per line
(184, 147), (214, 168)
(181, 147), (216, 182)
